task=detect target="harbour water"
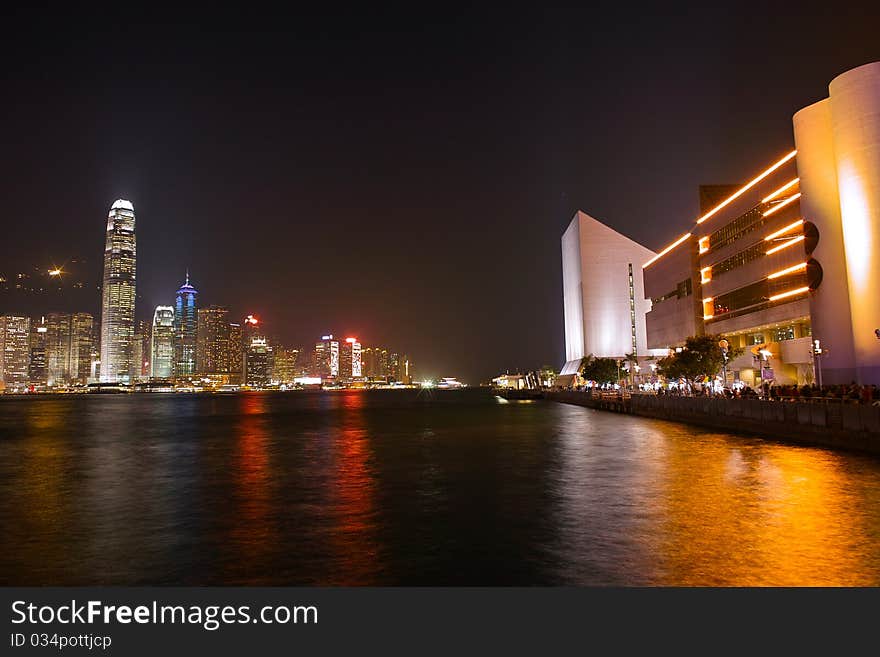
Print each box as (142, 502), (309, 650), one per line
(1, 389), (879, 585)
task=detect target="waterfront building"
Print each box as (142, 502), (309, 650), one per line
(151, 305), (175, 379)
(389, 352), (401, 382)
(641, 62), (880, 386)
(314, 334), (339, 379)
(362, 346), (389, 381)
(99, 199), (137, 382)
(196, 305), (230, 375)
(173, 274), (198, 378)
(245, 337), (273, 387)
(0, 314), (31, 391)
(28, 317), (48, 386)
(560, 211), (666, 380)
(272, 345), (299, 384)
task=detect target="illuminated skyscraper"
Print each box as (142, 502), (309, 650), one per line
(173, 273), (198, 378)
(151, 306), (174, 378)
(99, 199), (137, 382)
(133, 320), (152, 381)
(28, 317), (48, 386)
(228, 322), (243, 384)
(314, 334), (339, 378)
(196, 305), (230, 375)
(0, 315), (31, 391)
(340, 337), (362, 380)
(245, 337), (273, 387)
(45, 312), (94, 386)
(272, 346), (299, 384)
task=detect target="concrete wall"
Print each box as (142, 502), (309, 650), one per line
(547, 391), (880, 455)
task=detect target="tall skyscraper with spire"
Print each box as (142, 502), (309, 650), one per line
(99, 199), (137, 382)
(173, 272), (198, 377)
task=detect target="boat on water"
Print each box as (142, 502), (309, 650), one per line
(494, 388), (544, 400)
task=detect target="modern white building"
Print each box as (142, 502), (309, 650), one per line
(560, 211), (666, 375)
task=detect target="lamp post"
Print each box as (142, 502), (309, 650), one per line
(718, 338), (729, 394)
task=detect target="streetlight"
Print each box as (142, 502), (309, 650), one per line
(718, 338), (729, 393)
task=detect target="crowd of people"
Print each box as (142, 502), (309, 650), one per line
(656, 381), (879, 404)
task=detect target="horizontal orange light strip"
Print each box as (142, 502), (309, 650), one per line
(764, 219), (804, 241)
(643, 232), (692, 268)
(702, 297), (713, 303)
(703, 314), (714, 320)
(761, 178), (800, 204)
(768, 286), (810, 302)
(767, 262), (807, 279)
(766, 234), (805, 255)
(762, 193), (802, 217)
(696, 150), (798, 225)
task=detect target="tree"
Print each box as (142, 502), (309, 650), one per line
(580, 354), (619, 385)
(656, 334), (743, 385)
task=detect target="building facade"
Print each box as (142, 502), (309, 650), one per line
(339, 337), (362, 381)
(314, 335), (339, 379)
(151, 305), (175, 379)
(196, 305), (230, 375)
(28, 317), (48, 386)
(99, 199), (137, 382)
(173, 274), (198, 378)
(45, 312), (94, 386)
(0, 315), (31, 391)
(245, 337), (273, 387)
(641, 62), (880, 386)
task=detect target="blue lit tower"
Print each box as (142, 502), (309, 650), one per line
(173, 272), (198, 378)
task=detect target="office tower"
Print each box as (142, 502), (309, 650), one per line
(340, 337), (362, 380)
(69, 313), (94, 384)
(273, 346), (299, 384)
(46, 312), (71, 385)
(28, 317), (48, 386)
(99, 199), (136, 382)
(151, 306), (174, 378)
(46, 312), (95, 386)
(245, 337), (272, 387)
(389, 352), (400, 382)
(0, 315), (31, 391)
(228, 322), (243, 384)
(173, 273), (198, 378)
(133, 320), (152, 381)
(196, 305), (230, 375)
(313, 335), (339, 379)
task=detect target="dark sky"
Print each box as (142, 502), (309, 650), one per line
(2, 5), (879, 383)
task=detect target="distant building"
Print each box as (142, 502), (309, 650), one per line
(132, 320), (152, 381)
(314, 335), (339, 379)
(196, 305), (230, 375)
(273, 346), (299, 384)
(151, 306), (174, 378)
(228, 322), (243, 384)
(362, 346), (389, 381)
(340, 337), (362, 381)
(246, 337), (273, 387)
(28, 317), (48, 386)
(173, 274), (198, 378)
(45, 312), (94, 386)
(99, 199), (137, 382)
(0, 315), (31, 391)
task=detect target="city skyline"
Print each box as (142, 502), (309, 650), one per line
(2, 7), (879, 383)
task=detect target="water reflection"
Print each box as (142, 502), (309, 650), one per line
(1, 391), (879, 585)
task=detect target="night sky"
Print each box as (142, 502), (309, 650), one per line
(2, 5), (879, 383)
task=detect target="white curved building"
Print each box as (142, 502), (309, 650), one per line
(561, 211), (666, 375)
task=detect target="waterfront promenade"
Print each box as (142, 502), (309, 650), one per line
(547, 390), (880, 455)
